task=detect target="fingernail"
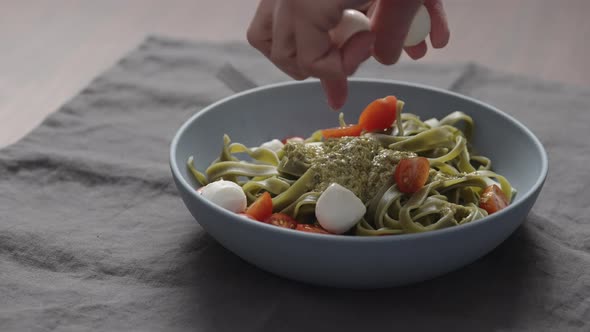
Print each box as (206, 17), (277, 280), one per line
(321, 79), (348, 111)
(372, 47), (399, 65)
(372, 52), (385, 64)
(321, 81), (337, 110)
(328, 92), (347, 110)
(327, 99), (338, 111)
(375, 54), (396, 65)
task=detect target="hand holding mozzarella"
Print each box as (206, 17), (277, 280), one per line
(403, 5), (431, 47)
(329, 6), (431, 49)
(329, 9), (371, 48)
(247, 0), (450, 109)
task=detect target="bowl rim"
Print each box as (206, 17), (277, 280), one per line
(170, 78), (548, 242)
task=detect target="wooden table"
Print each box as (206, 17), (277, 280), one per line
(2, 0), (589, 147)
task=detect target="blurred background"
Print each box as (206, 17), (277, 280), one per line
(1, 0), (589, 147)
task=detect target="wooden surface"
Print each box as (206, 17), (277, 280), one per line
(1, 0), (589, 147)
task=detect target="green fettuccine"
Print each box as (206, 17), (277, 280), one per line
(188, 103), (514, 236)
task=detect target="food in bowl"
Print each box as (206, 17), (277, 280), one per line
(187, 96), (514, 236)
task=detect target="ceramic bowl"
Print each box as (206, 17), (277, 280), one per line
(170, 79), (548, 289)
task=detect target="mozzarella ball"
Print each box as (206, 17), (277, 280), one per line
(404, 5), (431, 47)
(329, 9), (371, 47)
(200, 180), (247, 213)
(424, 118), (439, 128)
(315, 183), (367, 234)
(285, 137), (305, 144)
(259, 139), (284, 153)
(330, 7), (430, 48)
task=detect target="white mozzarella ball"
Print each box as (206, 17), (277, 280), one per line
(329, 9), (371, 47)
(200, 180), (247, 213)
(315, 183), (366, 234)
(404, 5), (431, 47)
(424, 118), (439, 128)
(330, 6), (430, 48)
(285, 137), (305, 144)
(259, 139), (284, 153)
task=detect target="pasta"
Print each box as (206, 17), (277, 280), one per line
(188, 96), (514, 236)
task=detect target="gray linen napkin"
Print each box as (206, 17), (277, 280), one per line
(0, 37), (588, 332)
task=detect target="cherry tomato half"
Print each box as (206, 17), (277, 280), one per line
(245, 192), (273, 221)
(265, 213), (298, 229)
(358, 95), (398, 132)
(394, 157), (430, 193)
(295, 224), (331, 234)
(321, 124), (362, 139)
(479, 184), (509, 214)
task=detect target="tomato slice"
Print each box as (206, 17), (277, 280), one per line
(394, 157), (430, 193)
(245, 192), (273, 221)
(479, 184), (509, 214)
(265, 213), (298, 229)
(321, 124), (362, 139)
(295, 224), (331, 234)
(320, 96), (399, 138)
(358, 96), (397, 132)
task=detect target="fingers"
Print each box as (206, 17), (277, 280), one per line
(321, 78), (348, 110)
(404, 40), (427, 60)
(248, 0), (378, 83)
(371, 0), (423, 65)
(246, 0), (275, 57)
(365, 1), (377, 17)
(424, 0), (450, 48)
(372, 0), (449, 62)
(295, 19), (344, 79)
(271, 1), (308, 80)
(341, 30), (375, 75)
(247, 0), (447, 110)
(403, 0), (448, 59)
(356, 1), (375, 14)
(321, 30), (374, 110)
(263, 0), (369, 81)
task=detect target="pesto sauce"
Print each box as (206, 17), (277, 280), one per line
(282, 141), (324, 165)
(283, 136), (417, 202)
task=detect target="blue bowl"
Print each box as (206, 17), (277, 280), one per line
(170, 79), (548, 289)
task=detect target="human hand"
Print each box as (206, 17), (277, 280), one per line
(247, 0), (450, 109)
